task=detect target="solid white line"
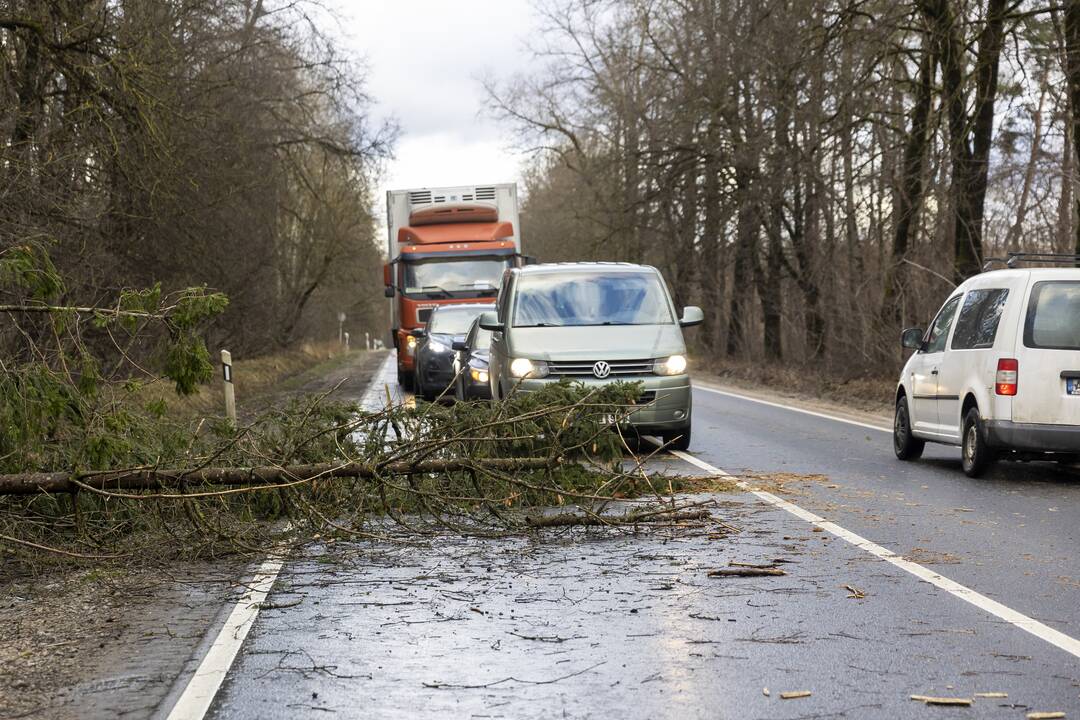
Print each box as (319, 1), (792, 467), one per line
(164, 553), (286, 720)
(694, 382), (892, 433)
(667, 446), (1080, 660)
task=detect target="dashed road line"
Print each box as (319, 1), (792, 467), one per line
(665, 445), (1080, 661)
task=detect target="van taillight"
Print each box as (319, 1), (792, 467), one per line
(996, 358), (1018, 396)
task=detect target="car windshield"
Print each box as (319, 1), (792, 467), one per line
(512, 271), (674, 327)
(430, 307), (490, 335)
(403, 257), (510, 298)
(1025, 281), (1080, 350)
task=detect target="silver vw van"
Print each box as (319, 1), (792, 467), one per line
(480, 263), (702, 449)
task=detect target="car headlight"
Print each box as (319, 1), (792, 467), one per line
(653, 354), (687, 376)
(470, 368), (489, 383)
(510, 358), (550, 379)
(428, 338), (450, 354)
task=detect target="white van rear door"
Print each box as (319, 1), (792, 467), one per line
(1012, 279), (1080, 425)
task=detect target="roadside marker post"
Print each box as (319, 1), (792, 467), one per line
(344, 332), (350, 351)
(221, 350), (236, 426)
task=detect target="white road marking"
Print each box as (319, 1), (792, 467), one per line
(166, 352), (400, 719)
(164, 552), (286, 720)
(666, 446), (1080, 660)
(694, 382), (892, 433)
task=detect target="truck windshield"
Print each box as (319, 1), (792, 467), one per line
(513, 271), (675, 327)
(403, 257), (510, 298)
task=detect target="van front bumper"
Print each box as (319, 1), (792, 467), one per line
(985, 420), (1080, 453)
(513, 375), (692, 433)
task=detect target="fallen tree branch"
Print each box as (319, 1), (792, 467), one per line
(0, 457), (558, 496)
(525, 509), (711, 528)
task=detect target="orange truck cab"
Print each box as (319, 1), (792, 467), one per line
(383, 184), (525, 390)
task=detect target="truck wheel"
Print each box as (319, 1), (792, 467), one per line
(662, 424), (691, 452)
(893, 396), (924, 461)
(961, 407), (995, 478)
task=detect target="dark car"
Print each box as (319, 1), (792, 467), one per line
(452, 317), (494, 401)
(413, 303), (495, 401)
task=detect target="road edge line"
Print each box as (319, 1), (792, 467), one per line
(163, 552), (286, 720)
(667, 446), (1080, 660)
(693, 382), (891, 433)
(163, 351), (394, 720)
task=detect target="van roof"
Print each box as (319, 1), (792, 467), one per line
(963, 267), (1080, 292)
(516, 262), (659, 275)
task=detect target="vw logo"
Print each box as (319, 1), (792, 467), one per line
(592, 361), (611, 379)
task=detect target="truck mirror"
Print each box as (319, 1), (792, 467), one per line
(383, 263), (392, 287)
(901, 327), (924, 350)
(478, 311), (502, 332)
(521, 254), (539, 266)
(383, 286), (394, 298)
(679, 306), (704, 328)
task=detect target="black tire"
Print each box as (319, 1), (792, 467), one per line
(662, 424), (692, 452)
(961, 406), (995, 478)
(397, 365), (413, 392)
(893, 395), (924, 461)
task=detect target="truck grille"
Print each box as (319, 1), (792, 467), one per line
(547, 359), (655, 378)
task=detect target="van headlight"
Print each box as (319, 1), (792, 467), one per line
(510, 358), (549, 379)
(653, 355), (687, 376)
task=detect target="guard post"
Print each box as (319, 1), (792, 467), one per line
(221, 349), (236, 426)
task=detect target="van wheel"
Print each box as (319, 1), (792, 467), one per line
(961, 407), (995, 478)
(663, 424), (691, 452)
(893, 396), (924, 461)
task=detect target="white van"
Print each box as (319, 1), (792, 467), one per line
(893, 254), (1080, 476)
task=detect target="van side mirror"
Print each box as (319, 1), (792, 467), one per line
(411, 328), (427, 338)
(452, 340), (468, 352)
(479, 311), (503, 332)
(679, 306), (704, 328)
(901, 327), (924, 350)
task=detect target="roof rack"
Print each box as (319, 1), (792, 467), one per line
(982, 252), (1080, 271)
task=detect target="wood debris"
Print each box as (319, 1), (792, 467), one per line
(844, 584), (866, 599)
(910, 695), (973, 706)
(707, 567), (787, 578)
(1026, 713), (1065, 720)
(762, 687), (770, 697)
(780, 690), (811, 699)
(973, 692), (1008, 698)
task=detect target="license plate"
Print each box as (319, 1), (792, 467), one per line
(1069, 378), (1080, 396)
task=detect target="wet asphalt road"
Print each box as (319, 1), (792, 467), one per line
(202, 367), (1080, 719)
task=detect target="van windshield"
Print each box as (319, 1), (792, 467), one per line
(512, 271), (674, 327)
(1025, 281), (1080, 350)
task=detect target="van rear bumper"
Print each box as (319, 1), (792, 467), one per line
(985, 420), (1080, 453)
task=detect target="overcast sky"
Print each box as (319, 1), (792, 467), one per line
(338, 0), (539, 220)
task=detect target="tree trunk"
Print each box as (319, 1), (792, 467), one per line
(884, 44), (936, 322)
(1066, 0), (1080, 253)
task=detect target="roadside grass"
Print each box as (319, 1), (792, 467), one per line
(135, 341), (356, 419)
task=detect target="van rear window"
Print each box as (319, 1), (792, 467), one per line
(1024, 281), (1080, 350)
